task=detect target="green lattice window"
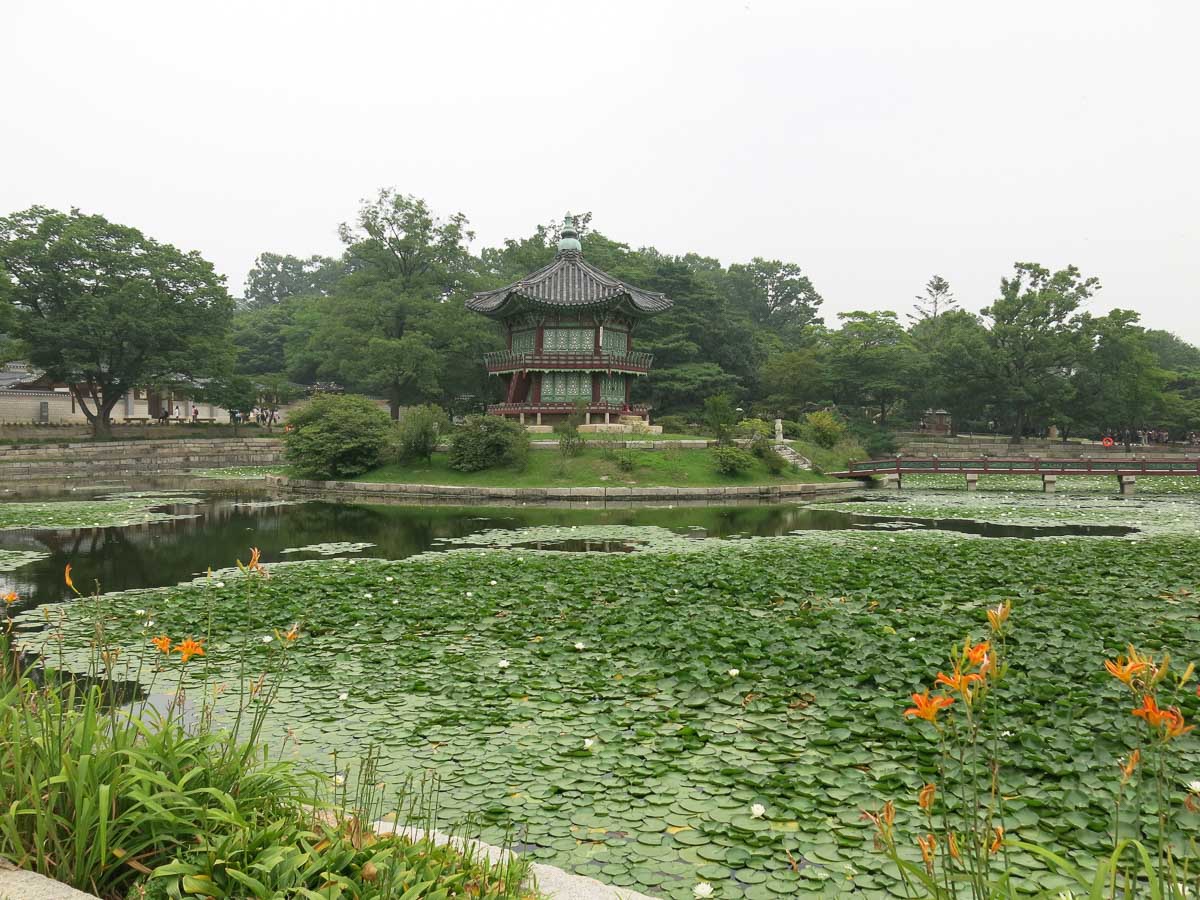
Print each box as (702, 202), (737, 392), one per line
(600, 374), (625, 403)
(601, 329), (628, 353)
(510, 330), (535, 354)
(542, 371), (592, 401)
(543, 328), (594, 352)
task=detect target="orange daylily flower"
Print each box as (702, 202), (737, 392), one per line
(861, 800), (896, 845)
(905, 690), (954, 723)
(917, 783), (936, 811)
(1120, 748), (1140, 784)
(989, 826), (1004, 854)
(174, 637), (205, 663)
(1129, 694), (1192, 738)
(2, 591), (17, 606)
(64, 563), (78, 594)
(966, 641), (991, 667)
(150, 634), (172, 654)
(1105, 651), (1149, 686)
(987, 601), (1011, 633)
(947, 832), (961, 861)
(935, 665), (983, 698)
(916, 833), (937, 872)
(283, 623), (300, 642)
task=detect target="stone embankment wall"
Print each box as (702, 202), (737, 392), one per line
(895, 433), (1200, 460)
(273, 475), (853, 505)
(0, 438), (284, 483)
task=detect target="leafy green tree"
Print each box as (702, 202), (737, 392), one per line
(981, 263), (1097, 439)
(725, 259), (824, 331)
(284, 393), (393, 478)
(201, 374), (257, 434)
(826, 311), (919, 426)
(0, 206), (233, 437)
(242, 252), (343, 308)
(758, 349), (828, 419)
(908, 275), (957, 324)
(908, 310), (993, 433)
(254, 373), (303, 428)
(1072, 310), (1167, 437)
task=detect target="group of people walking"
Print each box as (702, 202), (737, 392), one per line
(1101, 428), (1195, 447)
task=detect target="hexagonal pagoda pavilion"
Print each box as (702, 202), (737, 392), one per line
(465, 216), (672, 432)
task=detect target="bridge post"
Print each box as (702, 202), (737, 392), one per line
(883, 473), (902, 491)
(1119, 475), (1137, 496)
(1042, 475), (1057, 494)
(965, 473), (979, 492)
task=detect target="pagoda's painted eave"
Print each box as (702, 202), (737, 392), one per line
(466, 293), (664, 320)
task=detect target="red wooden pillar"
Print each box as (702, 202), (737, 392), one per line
(591, 373), (600, 403)
(535, 326), (544, 353)
(624, 376), (631, 408)
(532, 373), (542, 403)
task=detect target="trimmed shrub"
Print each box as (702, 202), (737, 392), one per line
(801, 410), (847, 449)
(712, 445), (755, 476)
(398, 404), (449, 464)
(738, 417), (773, 440)
(284, 394), (393, 479)
(448, 415), (530, 472)
(781, 419), (804, 439)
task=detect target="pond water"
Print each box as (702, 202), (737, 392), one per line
(0, 481), (1134, 614)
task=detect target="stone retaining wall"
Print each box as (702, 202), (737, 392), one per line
(0, 438), (284, 482)
(272, 475), (853, 505)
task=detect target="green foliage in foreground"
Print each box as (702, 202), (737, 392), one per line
(356, 446), (836, 487)
(285, 394), (394, 479)
(30, 524), (1200, 899)
(0, 623), (530, 899)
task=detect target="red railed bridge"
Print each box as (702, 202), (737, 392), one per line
(828, 456), (1200, 495)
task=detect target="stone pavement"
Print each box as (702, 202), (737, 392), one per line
(0, 860), (99, 900)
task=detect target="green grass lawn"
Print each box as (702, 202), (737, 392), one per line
(355, 447), (841, 487)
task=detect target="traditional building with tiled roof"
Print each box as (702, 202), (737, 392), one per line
(465, 216), (672, 432)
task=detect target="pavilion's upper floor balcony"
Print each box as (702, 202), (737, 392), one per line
(483, 349), (654, 375)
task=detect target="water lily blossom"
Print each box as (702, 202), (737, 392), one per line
(584, 738), (595, 749)
(750, 803), (766, 818)
(262, 635), (273, 643)
(693, 883), (714, 899)
(498, 659), (510, 669)
(728, 668), (740, 677)
(338, 692), (349, 701)
(574, 642), (585, 651)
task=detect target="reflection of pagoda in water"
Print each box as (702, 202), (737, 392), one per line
(466, 216), (672, 432)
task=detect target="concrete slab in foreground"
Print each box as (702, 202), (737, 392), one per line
(0, 860), (100, 900)
(374, 821), (661, 900)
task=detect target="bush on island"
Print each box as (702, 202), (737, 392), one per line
(712, 445), (756, 476)
(448, 415), (529, 472)
(284, 394), (393, 479)
(398, 404), (450, 464)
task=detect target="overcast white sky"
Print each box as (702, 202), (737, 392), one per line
(3, 0), (1198, 341)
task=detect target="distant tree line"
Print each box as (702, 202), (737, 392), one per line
(3, 195), (1198, 441)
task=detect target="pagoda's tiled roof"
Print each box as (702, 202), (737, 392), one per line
(466, 249), (672, 317)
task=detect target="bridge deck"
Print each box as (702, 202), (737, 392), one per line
(830, 457), (1200, 479)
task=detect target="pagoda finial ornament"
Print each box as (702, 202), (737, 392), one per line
(557, 213), (581, 254)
